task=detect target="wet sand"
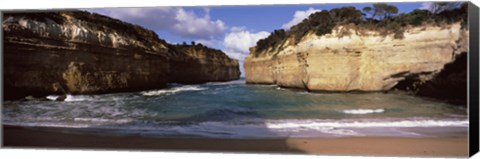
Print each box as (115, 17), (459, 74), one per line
(2, 125), (468, 157)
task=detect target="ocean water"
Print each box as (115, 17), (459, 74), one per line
(2, 79), (468, 138)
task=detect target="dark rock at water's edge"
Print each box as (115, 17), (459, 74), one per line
(3, 11), (240, 100)
(394, 53), (467, 106)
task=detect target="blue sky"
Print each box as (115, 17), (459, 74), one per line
(86, 2), (428, 76)
(208, 3), (423, 32)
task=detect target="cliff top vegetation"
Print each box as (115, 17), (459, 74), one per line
(170, 41), (232, 60)
(4, 11), (231, 59)
(253, 2), (468, 56)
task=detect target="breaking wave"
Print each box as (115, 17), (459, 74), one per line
(2, 117), (468, 138)
(141, 85), (206, 96)
(264, 118), (468, 129)
(46, 94), (95, 102)
(205, 80), (245, 86)
(342, 109), (385, 114)
(4, 80), (468, 139)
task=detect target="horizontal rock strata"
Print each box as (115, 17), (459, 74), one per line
(245, 23), (468, 93)
(3, 11), (240, 99)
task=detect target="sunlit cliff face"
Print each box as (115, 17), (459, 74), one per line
(245, 22), (468, 92)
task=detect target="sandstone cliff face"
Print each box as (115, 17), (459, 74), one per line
(245, 23), (468, 92)
(169, 44), (240, 84)
(3, 11), (240, 100)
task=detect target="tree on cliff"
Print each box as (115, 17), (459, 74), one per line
(362, 6), (374, 18)
(253, 3), (467, 55)
(427, 2), (463, 14)
(362, 3), (399, 20)
(255, 29), (286, 56)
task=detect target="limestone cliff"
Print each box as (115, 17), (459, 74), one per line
(169, 44), (240, 84)
(245, 23), (467, 91)
(3, 11), (240, 100)
(244, 6), (468, 104)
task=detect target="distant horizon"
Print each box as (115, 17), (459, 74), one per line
(86, 2), (428, 76)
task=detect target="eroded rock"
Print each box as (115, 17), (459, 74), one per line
(3, 11), (240, 100)
(245, 23), (468, 93)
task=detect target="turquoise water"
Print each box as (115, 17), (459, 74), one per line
(2, 80), (468, 138)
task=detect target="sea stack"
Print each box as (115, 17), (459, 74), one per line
(3, 11), (240, 100)
(244, 6), (468, 104)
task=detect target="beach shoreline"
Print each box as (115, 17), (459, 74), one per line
(2, 125), (468, 157)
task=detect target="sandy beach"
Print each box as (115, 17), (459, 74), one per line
(2, 125), (468, 157)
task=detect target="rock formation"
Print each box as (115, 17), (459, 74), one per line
(169, 44), (240, 84)
(3, 11), (240, 100)
(244, 6), (468, 104)
(394, 53), (467, 105)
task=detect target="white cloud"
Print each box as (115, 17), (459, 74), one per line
(281, 7), (321, 30)
(222, 27), (269, 77)
(420, 2), (433, 10)
(194, 39), (218, 48)
(86, 7), (226, 39)
(223, 27), (269, 53)
(230, 26), (246, 32)
(173, 8), (226, 39)
(226, 51), (249, 62)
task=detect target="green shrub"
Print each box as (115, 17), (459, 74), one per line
(253, 2), (467, 55)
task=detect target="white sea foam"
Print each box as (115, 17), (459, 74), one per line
(46, 94), (94, 102)
(3, 122), (93, 128)
(73, 117), (132, 123)
(162, 118), (468, 137)
(264, 118), (469, 129)
(205, 80), (245, 86)
(342, 109), (385, 114)
(4, 117), (134, 129)
(46, 95), (59, 101)
(3, 117), (468, 138)
(64, 95), (93, 102)
(161, 118), (468, 137)
(141, 85), (206, 96)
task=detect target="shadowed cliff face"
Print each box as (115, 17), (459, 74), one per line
(169, 44), (241, 84)
(3, 11), (240, 100)
(393, 53), (467, 105)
